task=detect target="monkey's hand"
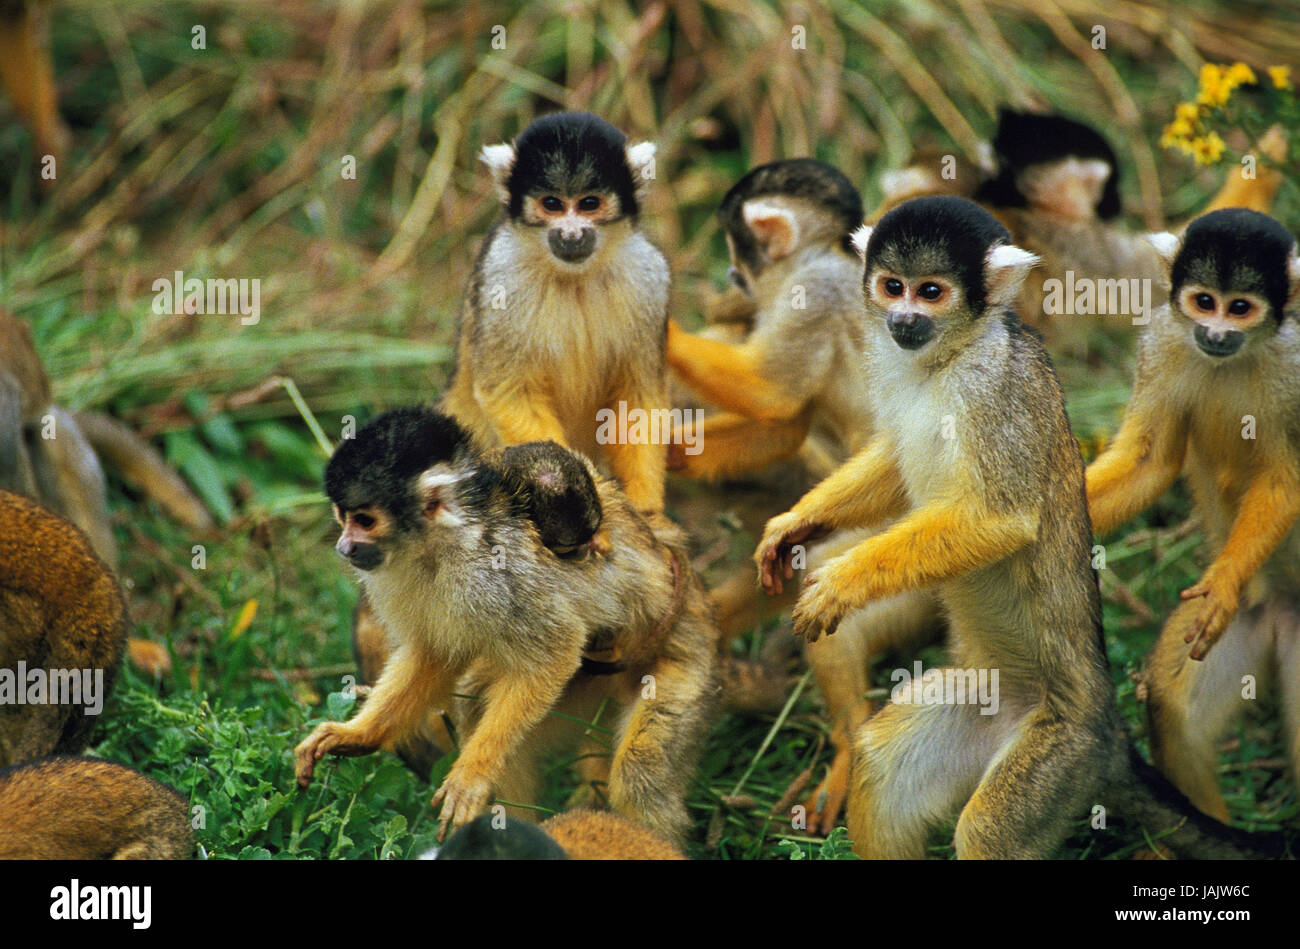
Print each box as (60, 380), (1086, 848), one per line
(294, 723), (380, 787)
(755, 513), (828, 595)
(1179, 573), (1240, 661)
(431, 768), (495, 841)
(790, 566), (849, 642)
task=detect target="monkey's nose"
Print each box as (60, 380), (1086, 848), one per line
(338, 539), (384, 571)
(548, 230), (596, 262)
(1194, 324), (1244, 358)
(887, 312), (935, 350)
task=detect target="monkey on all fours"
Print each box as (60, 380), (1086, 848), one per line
(0, 756), (192, 859)
(0, 490), (127, 768)
(441, 110), (670, 514)
(0, 310), (213, 572)
(295, 407), (719, 846)
(755, 196), (1281, 859)
(1086, 208), (1300, 823)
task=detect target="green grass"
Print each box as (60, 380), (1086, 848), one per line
(3, 0), (1298, 859)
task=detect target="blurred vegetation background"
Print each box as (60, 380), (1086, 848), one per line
(2, 0), (1296, 858)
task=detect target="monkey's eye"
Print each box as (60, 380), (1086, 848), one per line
(884, 278), (904, 297)
(1227, 298), (1252, 316)
(918, 282), (943, 301)
(541, 196), (565, 212)
(1194, 293), (1215, 312)
(577, 196), (601, 212)
(353, 512), (376, 530)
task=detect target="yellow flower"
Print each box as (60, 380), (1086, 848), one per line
(1268, 65), (1292, 90)
(1224, 62), (1256, 88)
(1168, 117), (1195, 140)
(1197, 63), (1226, 106)
(1190, 131), (1226, 166)
(1175, 102), (1202, 123)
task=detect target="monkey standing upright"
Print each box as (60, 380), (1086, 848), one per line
(1086, 208), (1300, 822)
(0, 490), (127, 767)
(756, 196), (1276, 859)
(441, 110), (670, 514)
(295, 407), (719, 846)
(665, 159), (943, 832)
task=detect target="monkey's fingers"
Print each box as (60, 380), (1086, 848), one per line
(1187, 602), (1233, 661)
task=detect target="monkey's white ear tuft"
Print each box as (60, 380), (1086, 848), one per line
(1146, 231), (1181, 270)
(743, 200), (800, 260)
(479, 143), (516, 203)
(850, 224), (873, 259)
(626, 141), (657, 199)
(984, 243), (1041, 307)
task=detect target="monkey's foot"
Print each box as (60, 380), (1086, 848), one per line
(432, 769), (495, 841)
(802, 749), (851, 836)
(293, 723), (379, 787)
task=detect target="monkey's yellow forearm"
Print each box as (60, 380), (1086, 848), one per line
(675, 410), (811, 480)
(604, 387), (668, 512)
(788, 436), (907, 532)
(353, 645), (454, 753)
(453, 660), (577, 786)
(824, 504), (1038, 607)
(667, 324), (805, 422)
(1201, 465), (1300, 598)
(1086, 419), (1186, 536)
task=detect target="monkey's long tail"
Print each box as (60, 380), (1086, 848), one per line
(1110, 741), (1290, 860)
(75, 411), (214, 530)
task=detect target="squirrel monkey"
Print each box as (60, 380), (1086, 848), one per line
(1086, 208), (1300, 822)
(667, 159), (944, 832)
(667, 159), (871, 483)
(0, 311), (213, 571)
(435, 810), (686, 860)
(441, 110), (670, 514)
(665, 161), (943, 832)
(756, 197), (1279, 859)
(0, 490), (127, 767)
(0, 756), (192, 859)
(295, 407), (719, 846)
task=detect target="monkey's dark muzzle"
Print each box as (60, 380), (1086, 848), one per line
(548, 230), (596, 263)
(1194, 325), (1244, 358)
(887, 312), (935, 350)
(338, 540), (384, 571)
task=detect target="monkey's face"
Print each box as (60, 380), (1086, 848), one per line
(479, 112), (656, 273)
(524, 191), (624, 268)
(332, 464), (477, 573)
(866, 269), (964, 351)
(333, 504), (390, 571)
(1173, 283), (1271, 360)
(854, 197), (1040, 354)
(723, 232), (759, 301)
